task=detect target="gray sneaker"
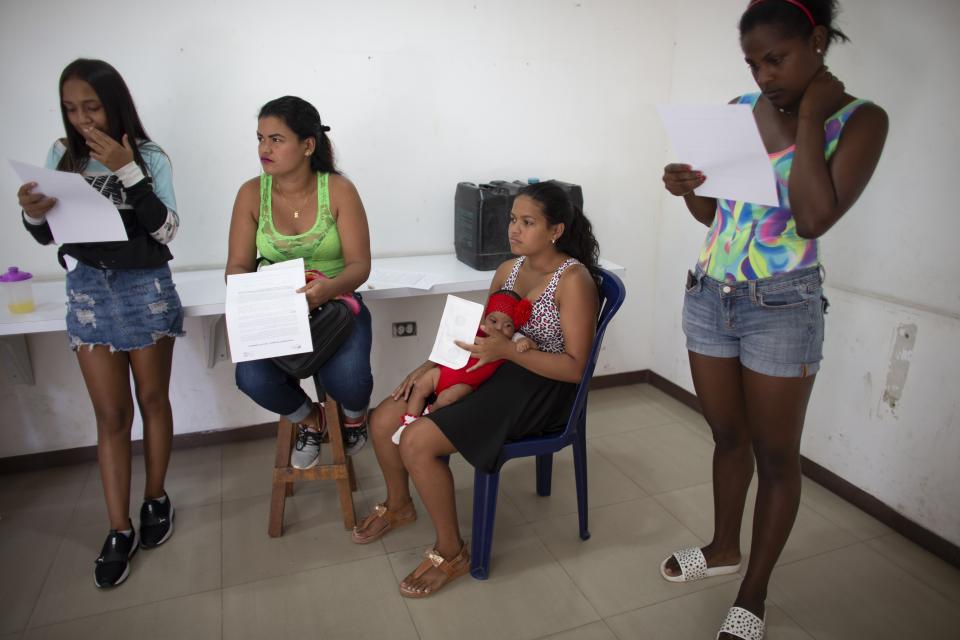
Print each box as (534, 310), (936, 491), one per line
(342, 411), (369, 456)
(291, 426), (324, 469)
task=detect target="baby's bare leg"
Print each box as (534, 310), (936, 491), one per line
(432, 384), (473, 410)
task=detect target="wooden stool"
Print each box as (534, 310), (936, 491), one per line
(268, 380), (358, 537)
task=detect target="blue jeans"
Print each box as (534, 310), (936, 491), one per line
(682, 266), (828, 378)
(65, 262), (184, 351)
(235, 300), (373, 421)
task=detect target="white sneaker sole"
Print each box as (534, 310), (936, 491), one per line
(292, 455), (321, 470)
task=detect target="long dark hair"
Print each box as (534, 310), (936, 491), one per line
(519, 181), (602, 289)
(57, 59), (151, 173)
(258, 96), (339, 175)
(740, 0), (849, 48)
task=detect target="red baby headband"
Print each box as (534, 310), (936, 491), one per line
(486, 292), (533, 329)
(747, 0), (815, 27)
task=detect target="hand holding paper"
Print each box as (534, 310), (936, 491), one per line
(657, 103), (780, 207)
(17, 181), (57, 219)
(428, 295), (485, 369)
(225, 258), (313, 363)
(8, 160), (128, 244)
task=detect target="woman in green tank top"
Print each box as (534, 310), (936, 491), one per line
(226, 96), (374, 463)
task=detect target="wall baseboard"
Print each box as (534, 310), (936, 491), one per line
(0, 422), (276, 475)
(2, 369), (956, 568)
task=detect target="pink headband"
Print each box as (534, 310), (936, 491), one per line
(748, 0), (816, 28)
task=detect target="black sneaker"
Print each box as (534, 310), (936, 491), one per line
(94, 522), (138, 588)
(139, 494), (175, 549)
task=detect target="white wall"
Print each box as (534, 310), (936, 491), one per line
(0, 1), (670, 451)
(651, 0), (960, 546)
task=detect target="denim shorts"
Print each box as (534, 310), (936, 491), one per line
(65, 262), (185, 352)
(681, 266), (828, 378)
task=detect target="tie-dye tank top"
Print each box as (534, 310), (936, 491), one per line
(697, 93), (869, 282)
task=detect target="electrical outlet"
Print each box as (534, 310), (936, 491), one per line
(392, 322), (417, 337)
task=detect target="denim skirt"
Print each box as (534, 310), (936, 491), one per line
(681, 266), (828, 378)
(65, 262), (184, 351)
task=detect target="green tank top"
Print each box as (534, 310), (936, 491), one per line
(256, 172), (345, 277)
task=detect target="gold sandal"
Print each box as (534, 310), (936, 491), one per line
(399, 543), (470, 598)
(350, 500), (416, 544)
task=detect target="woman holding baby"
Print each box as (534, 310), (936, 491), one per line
(352, 180), (603, 598)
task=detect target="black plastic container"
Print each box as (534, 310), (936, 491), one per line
(454, 180), (584, 271)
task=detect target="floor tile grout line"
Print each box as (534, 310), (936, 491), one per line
(599, 618), (621, 640)
(21, 463), (94, 632)
(860, 535), (960, 605)
(785, 538), (960, 607)
(219, 543), (392, 591)
(764, 588), (821, 640)
(593, 574), (743, 623)
(388, 550), (425, 640)
(796, 486), (891, 543)
(580, 442), (651, 496)
(21, 585), (225, 634)
(525, 514), (608, 627)
(772, 537), (864, 570)
(527, 619), (610, 640)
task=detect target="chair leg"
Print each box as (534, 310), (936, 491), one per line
(268, 417), (294, 537)
(470, 468), (500, 580)
(325, 401), (357, 530)
(572, 427), (590, 540)
(284, 418), (297, 497)
(535, 454), (553, 497)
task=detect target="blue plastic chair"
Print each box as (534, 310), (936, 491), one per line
(469, 268), (626, 579)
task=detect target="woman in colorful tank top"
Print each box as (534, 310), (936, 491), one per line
(225, 96), (373, 466)
(659, 2), (888, 639)
(351, 182), (603, 598)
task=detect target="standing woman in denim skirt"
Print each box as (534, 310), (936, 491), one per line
(17, 59), (183, 588)
(226, 96), (373, 466)
(659, 2), (887, 638)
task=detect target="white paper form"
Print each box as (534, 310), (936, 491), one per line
(365, 268), (435, 290)
(657, 104), (780, 208)
(8, 160), (128, 244)
(428, 295), (485, 369)
(225, 258), (312, 363)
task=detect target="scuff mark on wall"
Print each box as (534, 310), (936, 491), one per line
(880, 323), (917, 416)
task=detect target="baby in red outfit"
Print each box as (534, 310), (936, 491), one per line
(392, 290), (536, 444)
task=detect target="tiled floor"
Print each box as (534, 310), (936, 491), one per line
(1, 384), (958, 639)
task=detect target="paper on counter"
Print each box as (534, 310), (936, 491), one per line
(225, 258), (312, 363)
(428, 295), (484, 369)
(657, 103), (780, 208)
(365, 268), (435, 290)
(8, 160), (128, 244)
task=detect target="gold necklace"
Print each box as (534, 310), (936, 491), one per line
(274, 184), (313, 219)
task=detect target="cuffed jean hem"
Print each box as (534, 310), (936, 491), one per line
(286, 400), (314, 424)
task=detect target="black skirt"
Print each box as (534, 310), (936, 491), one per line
(430, 361), (576, 472)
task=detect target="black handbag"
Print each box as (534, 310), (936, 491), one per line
(271, 299), (356, 379)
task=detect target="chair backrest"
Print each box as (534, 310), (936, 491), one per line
(561, 268), (627, 438)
